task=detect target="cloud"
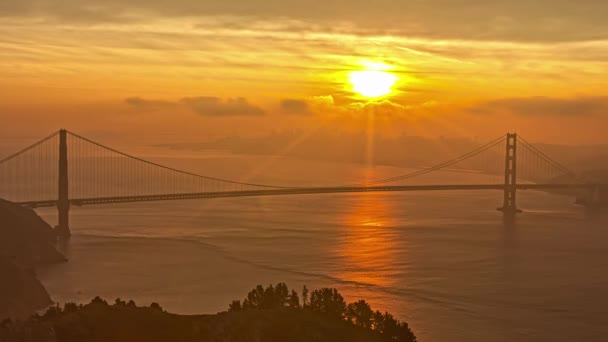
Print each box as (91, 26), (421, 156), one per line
(470, 96), (608, 116)
(180, 97), (265, 116)
(2, 1), (608, 42)
(310, 95), (335, 106)
(286, 95), (442, 120)
(347, 100), (408, 117)
(125, 96), (265, 116)
(125, 97), (176, 110)
(280, 99), (312, 115)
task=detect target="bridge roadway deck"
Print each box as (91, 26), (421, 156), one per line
(17, 183), (600, 208)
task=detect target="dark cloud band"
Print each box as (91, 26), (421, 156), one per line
(2, 1), (608, 42)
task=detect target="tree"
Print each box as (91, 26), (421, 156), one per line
(302, 285), (309, 308)
(308, 288), (346, 318)
(150, 302), (163, 312)
(225, 282), (416, 341)
(241, 283), (292, 310)
(346, 300), (373, 328)
(395, 321), (417, 342)
(63, 302), (79, 314)
(288, 290), (300, 308)
(382, 312), (399, 337)
(263, 284), (278, 308)
(274, 282), (290, 307)
(372, 310), (385, 333)
(228, 300), (242, 312)
(372, 311), (416, 342)
(91, 297), (108, 306)
(42, 305), (62, 319)
(243, 285), (265, 309)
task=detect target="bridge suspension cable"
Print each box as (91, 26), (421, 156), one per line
(0, 131), (60, 203)
(518, 136), (575, 176)
(0, 129), (590, 211)
(359, 134), (508, 186)
(0, 131), (59, 165)
(66, 130), (291, 190)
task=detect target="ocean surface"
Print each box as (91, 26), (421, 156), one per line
(34, 154), (608, 342)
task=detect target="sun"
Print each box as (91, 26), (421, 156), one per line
(349, 66), (398, 98)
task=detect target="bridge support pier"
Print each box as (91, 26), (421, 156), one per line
(498, 133), (522, 217)
(587, 185), (606, 209)
(56, 129), (71, 239)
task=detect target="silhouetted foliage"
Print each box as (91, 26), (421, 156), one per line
(274, 282), (289, 307)
(302, 285), (309, 308)
(228, 300), (242, 312)
(241, 283), (292, 310)
(242, 284), (263, 309)
(90, 296), (107, 306)
(230, 283), (416, 342)
(63, 302), (79, 314)
(373, 310), (385, 332)
(150, 302), (163, 312)
(371, 310), (416, 342)
(42, 305), (61, 319)
(309, 288), (346, 318)
(0, 283), (416, 342)
(347, 300), (374, 329)
(288, 290), (300, 308)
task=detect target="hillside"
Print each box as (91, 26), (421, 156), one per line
(0, 199), (66, 320)
(1, 303), (387, 342)
(1, 284), (417, 342)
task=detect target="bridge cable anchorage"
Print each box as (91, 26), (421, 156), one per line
(65, 130), (294, 190)
(354, 134), (508, 187)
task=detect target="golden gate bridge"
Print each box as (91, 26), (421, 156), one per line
(0, 130), (605, 238)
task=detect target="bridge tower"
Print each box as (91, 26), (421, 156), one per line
(56, 129), (71, 238)
(498, 133), (521, 216)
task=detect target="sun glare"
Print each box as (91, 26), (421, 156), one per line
(349, 69), (398, 98)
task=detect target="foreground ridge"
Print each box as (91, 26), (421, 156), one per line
(1, 283), (416, 342)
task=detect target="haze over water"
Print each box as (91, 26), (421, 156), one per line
(34, 154), (608, 342)
(2, 1), (608, 341)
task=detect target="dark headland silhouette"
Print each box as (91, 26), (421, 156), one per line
(0, 199), (416, 341)
(1, 284), (416, 342)
(0, 199), (66, 320)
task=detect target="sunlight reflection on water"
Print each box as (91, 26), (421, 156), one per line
(34, 156), (608, 342)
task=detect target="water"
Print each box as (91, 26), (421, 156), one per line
(34, 155), (608, 342)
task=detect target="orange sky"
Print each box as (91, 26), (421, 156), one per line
(1, 1), (607, 144)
